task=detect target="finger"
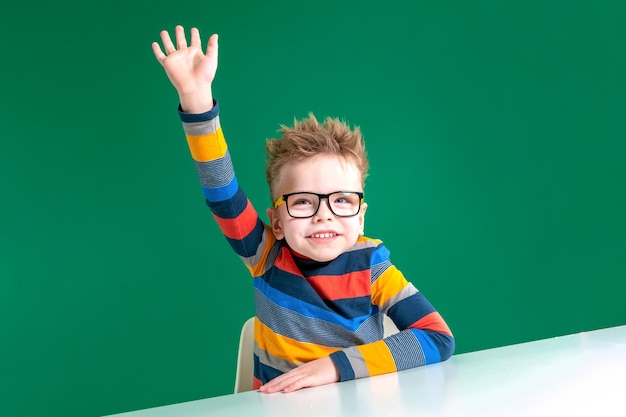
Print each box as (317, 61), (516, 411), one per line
(259, 378), (284, 393)
(206, 33), (219, 60)
(262, 372), (303, 393)
(151, 41), (166, 63)
(175, 24), (188, 49)
(259, 375), (290, 393)
(160, 30), (176, 54)
(281, 374), (311, 393)
(190, 27), (201, 48)
(282, 380), (306, 393)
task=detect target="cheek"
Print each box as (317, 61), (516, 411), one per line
(344, 218), (363, 234)
(281, 219), (304, 237)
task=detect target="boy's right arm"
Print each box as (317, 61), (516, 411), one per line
(153, 27), (275, 275)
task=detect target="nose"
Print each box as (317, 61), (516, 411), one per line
(313, 197), (334, 221)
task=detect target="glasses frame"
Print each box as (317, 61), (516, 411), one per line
(273, 191), (365, 219)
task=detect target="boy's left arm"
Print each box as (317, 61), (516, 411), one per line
(330, 244), (454, 381)
(260, 245), (454, 393)
(260, 269), (453, 393)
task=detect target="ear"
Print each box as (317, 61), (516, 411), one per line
(358, 202), (368, 235)
(266, 207), (285, 240)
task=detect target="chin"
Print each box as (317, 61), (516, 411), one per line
(311, 256), (336, 263)
(308, 251), (342, 263)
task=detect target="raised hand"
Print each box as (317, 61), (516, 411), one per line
(152, 25), (218, 114)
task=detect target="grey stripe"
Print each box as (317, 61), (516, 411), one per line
(371, 259), (392, 284)
(241, 227), (271, 270)
(346, 239), (380, 253)
(385, 330), (426, 370)
(254, 290), (385, 347)
(358, 314), (385, 342)
(254, 341), (297, 374)
(182, 115), (220, 136)
(254, 290), (360, 347)
(264, 241), (283, 272)
(343, 346), (369, 378)
(194, 151), (234, 188)
(380, 283), (419, 313)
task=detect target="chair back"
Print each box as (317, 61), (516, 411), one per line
(234, 317), (255, 393)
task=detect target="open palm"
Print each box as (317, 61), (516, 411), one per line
(152, 25), (218, 113)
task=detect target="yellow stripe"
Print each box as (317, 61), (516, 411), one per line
(357, 236), (381, 245)
(254, 318), (340, 364)
(357, 340), (397, 376)
(246, 226), (276, 277)
(371, 266), (409, 307)
(186, 126), (227, 162)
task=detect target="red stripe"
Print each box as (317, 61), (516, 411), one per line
(274, 250), (304, 277)
(409, 311), (452, 336)
(306, 270), (371, 301)
(213, 200), (257, 240)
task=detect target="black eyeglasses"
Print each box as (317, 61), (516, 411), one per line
(273, 191), (364, 218)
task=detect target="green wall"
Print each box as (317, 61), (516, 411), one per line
(1, 1), (624, 416)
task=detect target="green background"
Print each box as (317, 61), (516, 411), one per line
(1, 1), (624, 416)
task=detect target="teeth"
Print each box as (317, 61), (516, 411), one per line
(311, 233), (337, 238)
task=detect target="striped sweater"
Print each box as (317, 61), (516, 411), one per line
(179, 102), (454, 388)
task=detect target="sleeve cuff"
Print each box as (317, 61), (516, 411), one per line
(178, 99), (219, 123)
(329, 351), (356, 382)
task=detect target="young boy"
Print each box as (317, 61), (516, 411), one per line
(152, 25), (454, 394)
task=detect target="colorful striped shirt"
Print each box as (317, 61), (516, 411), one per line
(179, 102), (454, 388)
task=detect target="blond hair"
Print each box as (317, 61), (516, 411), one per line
(265, 113), (369, 199)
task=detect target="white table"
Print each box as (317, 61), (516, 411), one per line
(107, 325), (626, 417)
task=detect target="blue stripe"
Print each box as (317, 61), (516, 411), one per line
(387, 292), (436, 329)
(255, 290), (372, 347)
(201, 175), (239, 202)
(327, 295), (373, 319)
(423, 329), (455, 361)
(178, 101), (219, 122)
(254, 277), (371, 330)
(411, 329), (442, 364)
(293, 247), (374, 277)
(225, 219), (265, 258)
(254, 354), (283, 385)
(256, 271), (328, 312)
(329, 351), (355, 381)
(206, 187), (248, 219)
(370, 244), (390, 266)
(255, 288), (383, 345)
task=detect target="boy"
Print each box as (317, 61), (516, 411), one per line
(152, 25), (454, 394)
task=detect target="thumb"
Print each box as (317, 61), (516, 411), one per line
(206, 34), (219, 58)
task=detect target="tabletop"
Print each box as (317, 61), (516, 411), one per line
(106, 325), (626, 417)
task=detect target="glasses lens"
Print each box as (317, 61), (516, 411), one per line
(285, 192), (361, 218)
(286, 193), (319, 218)
(328, 192), (361, 216)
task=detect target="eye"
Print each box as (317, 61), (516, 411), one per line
(291, 197), (313, 206)
(332, 192), (358, 205)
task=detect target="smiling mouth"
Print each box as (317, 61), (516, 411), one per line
(309, 232), (338, 239)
